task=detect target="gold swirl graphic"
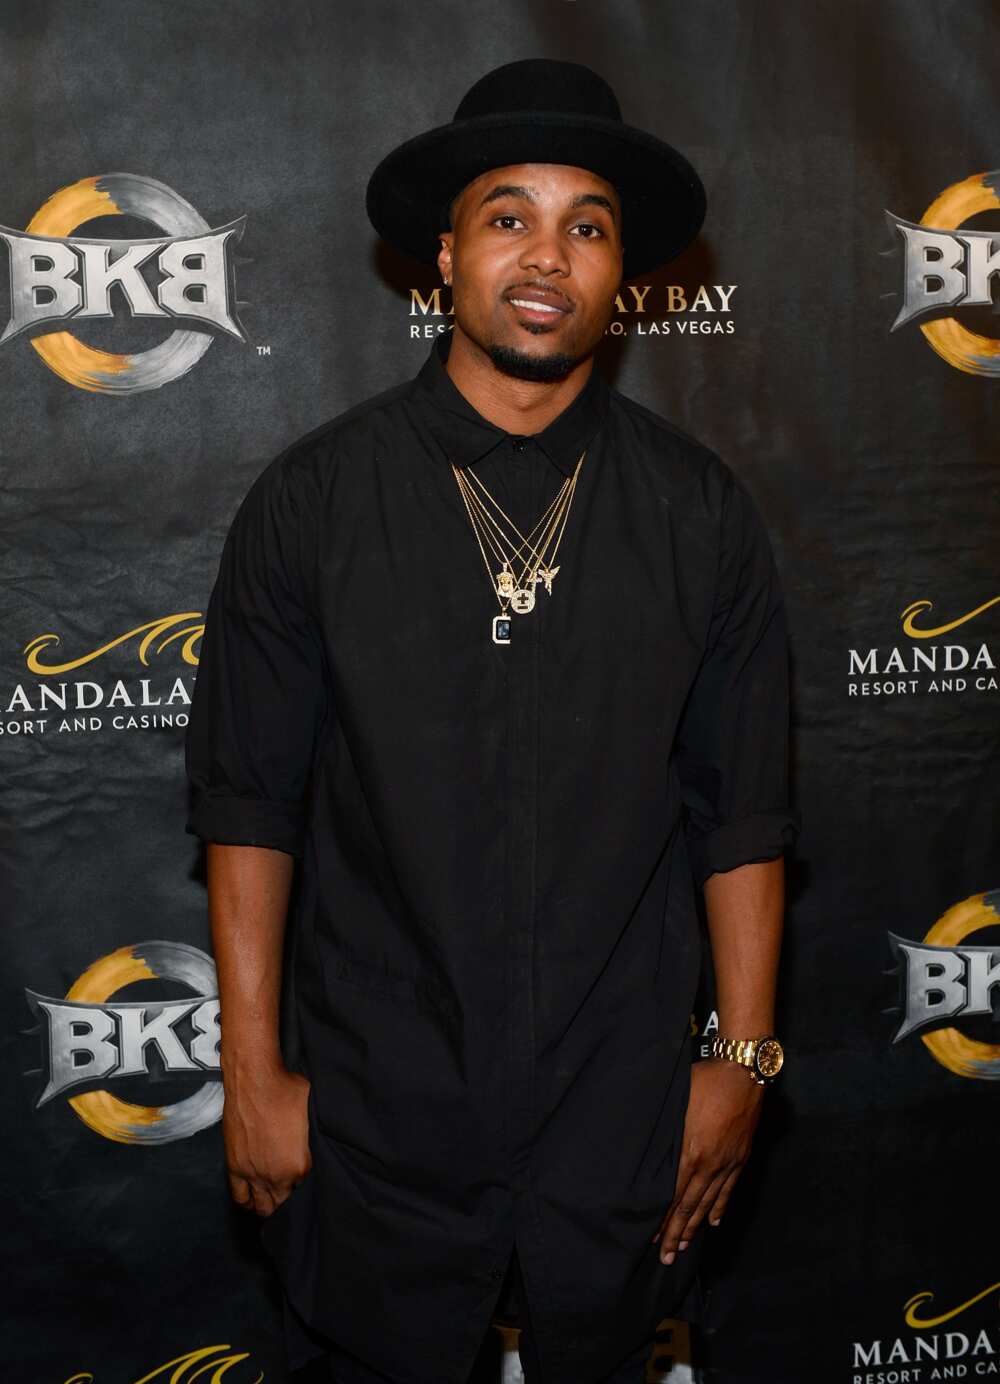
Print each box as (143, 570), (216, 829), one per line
(905, 1280), (1000, 1328)
(62, 1344), (262, 1384)
(65, 944), (156, 1001)
(66, 1088), (165, 1144)
(64, 944), (166, 1143)
(919, 172), (1000, 377)
(25, 176), (132, 392)
(901, 596), (1000, 638)
(24, 613), (203, 673)
(920, 893), (1000, 1080)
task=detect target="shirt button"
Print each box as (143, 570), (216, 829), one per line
(511, 437), (527, 452)
(489, 1265), (505, 1282)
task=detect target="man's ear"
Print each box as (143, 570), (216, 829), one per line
(437, 233), (454, 286)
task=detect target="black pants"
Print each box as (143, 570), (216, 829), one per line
(326, 1246), (653, 1383)
(497, 1246), (652, 1383)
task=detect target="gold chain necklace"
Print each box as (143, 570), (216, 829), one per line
(452, 449), (585, 644)
(458, 466), (569, 594)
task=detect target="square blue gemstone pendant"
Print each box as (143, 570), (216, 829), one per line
(492, 615), (511, 645)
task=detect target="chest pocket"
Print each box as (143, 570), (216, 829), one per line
(316, 932), (459, 1026)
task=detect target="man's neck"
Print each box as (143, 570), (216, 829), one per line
(444, 324), (594, 437)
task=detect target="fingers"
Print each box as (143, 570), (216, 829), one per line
(656, 1152), (747, 1261)
(708, 1165), (742, 1227)
(228, 1173), (253, 1210)
(657, 1171), (720, 1263)
(228, 1172), (283, 1218)
(651, 1151), (697, 1245)
(678, 1166), (731, 1243)
(249, 1182), (279, 1218)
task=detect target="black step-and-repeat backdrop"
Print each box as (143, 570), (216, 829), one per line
(4, 3), (999, 1381)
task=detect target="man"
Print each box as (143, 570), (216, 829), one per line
(185, 58), (799, 1384)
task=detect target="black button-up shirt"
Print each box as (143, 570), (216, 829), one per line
(184, 329), (800, 1384)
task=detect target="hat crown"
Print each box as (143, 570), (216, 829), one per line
(453, 58), (622, 125)
(365, 57), (707, 279)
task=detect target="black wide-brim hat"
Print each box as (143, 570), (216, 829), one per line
(366, 58), (706, 281)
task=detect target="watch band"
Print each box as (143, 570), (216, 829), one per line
(708, 1034), (784, 1085)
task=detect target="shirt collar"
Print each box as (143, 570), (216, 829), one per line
(412, 329), (610, 477)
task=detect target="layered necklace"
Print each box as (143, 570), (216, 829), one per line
(453, 448), (585, 644)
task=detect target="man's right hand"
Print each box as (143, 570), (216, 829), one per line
(222, 1064), (312, 1218)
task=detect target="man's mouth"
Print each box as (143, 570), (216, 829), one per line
(500, 287), (569, 319)
(511, 296), (567, 312)
(504, 291), (572, 324)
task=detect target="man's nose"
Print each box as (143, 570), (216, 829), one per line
(518, 224), (570, 276)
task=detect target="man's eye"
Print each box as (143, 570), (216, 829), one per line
(492, 214), (524, 229)
(572, 223), (605, 239)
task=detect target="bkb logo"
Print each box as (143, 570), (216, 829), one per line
(888, 889), (1000, 1080)
(0, 172), (247, 394)
(26, 940), (222, 1144)
(886, 168), (1000, 378)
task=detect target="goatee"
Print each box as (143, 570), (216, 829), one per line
(487, 341), (580, 383)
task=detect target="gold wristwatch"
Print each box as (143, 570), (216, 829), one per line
(708, 1035), (784, 1086)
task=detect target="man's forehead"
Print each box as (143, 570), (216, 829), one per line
(452, 163), (621, 216)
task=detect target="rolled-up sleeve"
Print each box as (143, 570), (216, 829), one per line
(674, 468), (801, 888)
(184, 448), (328, 858)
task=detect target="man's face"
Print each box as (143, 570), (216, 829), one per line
(437, 162), (624, 382)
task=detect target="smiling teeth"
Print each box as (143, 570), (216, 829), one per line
(509, 298), (562, 313)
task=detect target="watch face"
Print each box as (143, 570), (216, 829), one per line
(755, 1038), (784, 1079)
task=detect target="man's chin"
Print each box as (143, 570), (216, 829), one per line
(486, 340), (581, 383)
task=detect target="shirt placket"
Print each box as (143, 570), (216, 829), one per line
(503, 435), (540, 1186)
(497, 436), (564, 1343)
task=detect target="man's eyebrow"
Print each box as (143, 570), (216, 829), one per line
(478, 183), (536, 209)
(570, 192), (618, 222)
(477, 183), (619, 224)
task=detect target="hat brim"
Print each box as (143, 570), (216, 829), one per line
(365, 109), (706, 281)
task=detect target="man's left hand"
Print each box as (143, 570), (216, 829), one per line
(652, 1058), (765, 1263)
